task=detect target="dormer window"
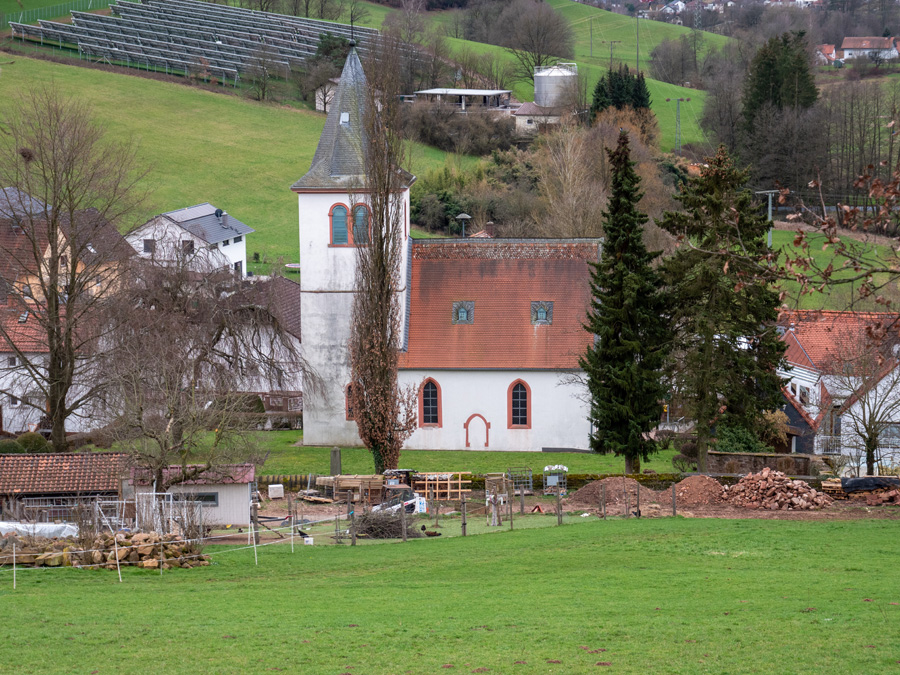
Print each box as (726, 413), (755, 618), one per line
(531, 301), (553, 325)
(452, 301), (474, 324)
(340, 112), (350, 126)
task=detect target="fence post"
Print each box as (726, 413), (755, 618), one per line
(625, 491), (630, 519)
(636, 484), (641, 518)
(519, 488), (525, 515)
(461, 494), (467, 537)
(601, 483), (606, 519)
(252, 503), (260, 545)
(401, 503), (407, 542)
(12, 541), (16, 590)
(556, 488), (562, 526)
(507, 483), (513, 531)
(672, 484), (677, 517)
(113, 536), (123, 583)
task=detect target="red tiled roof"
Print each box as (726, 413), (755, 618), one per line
(841, 37), (895, 50)
(778, 310), (900, 372)
(0, 452), (128, 495)
(399, 240), (599, 370)
(131, 464), (255, 486)
(0, 301), (48, 353)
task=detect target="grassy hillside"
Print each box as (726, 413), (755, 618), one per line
(0, 55), (462, 271)
(4, 518), (900, 673)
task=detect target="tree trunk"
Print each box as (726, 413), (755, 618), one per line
(865, 436), (878, 476)
(696, 429), (709, 474)
(624, 455), (641, 474)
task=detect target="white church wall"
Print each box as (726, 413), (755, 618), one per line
(399, 369), (590, 451)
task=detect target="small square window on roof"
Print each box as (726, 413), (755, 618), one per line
(531, 301), (553, 325)
(340, 112), (350, 126)
(452, 301), (474, 325)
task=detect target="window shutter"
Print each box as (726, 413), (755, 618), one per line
(353, 206), (369, 245)
(332, 206), (348, 245)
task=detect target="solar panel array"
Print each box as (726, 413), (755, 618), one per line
(10, 0), (379, 83)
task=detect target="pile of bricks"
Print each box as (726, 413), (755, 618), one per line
(724, 468), (832, 511)
(859, 489), (900, 506)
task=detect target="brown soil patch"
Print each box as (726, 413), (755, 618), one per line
(567, 477), (658, 514)
(672, 475), (725, 505)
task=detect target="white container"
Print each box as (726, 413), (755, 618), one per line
(268, 484), (285, 499)
(415, 497), (428, 513)
(304, 537), (314, 545)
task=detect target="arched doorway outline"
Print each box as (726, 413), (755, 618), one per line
(464, 413), (490, 448)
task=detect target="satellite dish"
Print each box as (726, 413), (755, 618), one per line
(215, 208), (224, 219)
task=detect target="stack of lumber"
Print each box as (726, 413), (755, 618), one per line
(724, 468), (831, 510)
(0, 531), (209, 570)
(316, 474), (384, 502)
(412, 472), (472, 501)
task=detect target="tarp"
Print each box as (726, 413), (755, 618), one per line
(841, 477), (900, 492)
(0, 522), (78, 538)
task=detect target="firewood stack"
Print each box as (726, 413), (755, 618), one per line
(724, 468), (832, 511)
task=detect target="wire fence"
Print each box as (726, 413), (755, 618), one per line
(1, 0), (114, 30)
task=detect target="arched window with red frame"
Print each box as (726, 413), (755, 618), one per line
(352, 204), (370, 245)
(507, 379), (531, 429)
(419, 378), (442, 428)
(330, 204), (349, 245)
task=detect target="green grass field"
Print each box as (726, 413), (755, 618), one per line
(0, 55), (463, 272)
(256, 431), (677, 475)
(3, 518), (899, 673)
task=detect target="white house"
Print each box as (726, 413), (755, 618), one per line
(840, 37), (899, 61)
(292, 44), (595, 451)
(779, 310), (900, 474)
(127, 203), (255, 277)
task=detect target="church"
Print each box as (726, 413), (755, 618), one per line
(292, 45), (599, 452)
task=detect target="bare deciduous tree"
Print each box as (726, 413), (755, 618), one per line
(0, 87), (146, 449)
(349, 36), (418, 473)
(500, 0), (574, 83)
(99, 257), (311, 490)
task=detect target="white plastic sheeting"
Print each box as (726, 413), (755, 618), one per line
(0, 522), (78, 538)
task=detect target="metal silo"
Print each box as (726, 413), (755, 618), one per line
(533, 63), (578, 107)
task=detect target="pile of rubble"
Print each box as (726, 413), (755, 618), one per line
(725, 468), (831, 511)
(568, 477), (657, 508)
(859, 489), (900, 506)
(673, 475), (725, 505)
(0, 531), (210, 570)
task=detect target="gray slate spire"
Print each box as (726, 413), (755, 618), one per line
(291, 46), (369, 191)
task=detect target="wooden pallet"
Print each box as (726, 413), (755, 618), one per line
(413, 472), (472, 501)
(821, 480), (846, 500)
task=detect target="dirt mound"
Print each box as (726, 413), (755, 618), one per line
(673, 475), (725, 505)
(569, 477), (657, 506)
(725, 468), (832, 511)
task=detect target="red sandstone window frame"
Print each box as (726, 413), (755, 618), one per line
(418, 378), (442, 428)
(345, 383), (355, 421)
(507, 379), (531, 429)
(329, 202), (372, 247)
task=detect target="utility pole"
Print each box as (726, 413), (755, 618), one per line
(755, 190), (780, 247)
(635, 14), (639, 73)
(590, 17), (592, 58)
(602, 40), (621, 69)
(665, 97), (690, 155)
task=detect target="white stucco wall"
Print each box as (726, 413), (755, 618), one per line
(399, 369), (590, 451)
(126, 217), (248, 275)
(297, 189), (410, 448)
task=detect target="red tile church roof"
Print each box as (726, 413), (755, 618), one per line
(399, 239), (599, 370)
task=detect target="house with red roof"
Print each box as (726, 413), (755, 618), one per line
(778, 310), (900, 473)
(840, 37), (899, 61)
(292, 45), (595, 451)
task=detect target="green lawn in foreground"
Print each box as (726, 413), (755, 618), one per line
(256, 430), (677, 475)
(0, 55), (465, 273)
(3, 518), (899, 673)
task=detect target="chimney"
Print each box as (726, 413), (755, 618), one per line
(223, 211), (229, 228)
(485, 221), (496, 237)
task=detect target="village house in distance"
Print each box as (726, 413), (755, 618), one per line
(292, 45), (598, 452)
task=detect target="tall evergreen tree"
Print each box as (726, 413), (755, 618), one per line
(658, 146), (787, 473)
(632, 72), (651, 109)
(742, 31), (817, 133)
(580, 130), (670, 474)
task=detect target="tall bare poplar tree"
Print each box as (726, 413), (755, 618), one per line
(348, 37), (417, 473)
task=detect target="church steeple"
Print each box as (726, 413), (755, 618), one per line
(291, 43), (369, 191)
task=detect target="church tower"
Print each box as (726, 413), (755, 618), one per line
(291, 44), (414, 447)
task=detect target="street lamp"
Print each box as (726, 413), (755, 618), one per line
(456, 212), (471, 238)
